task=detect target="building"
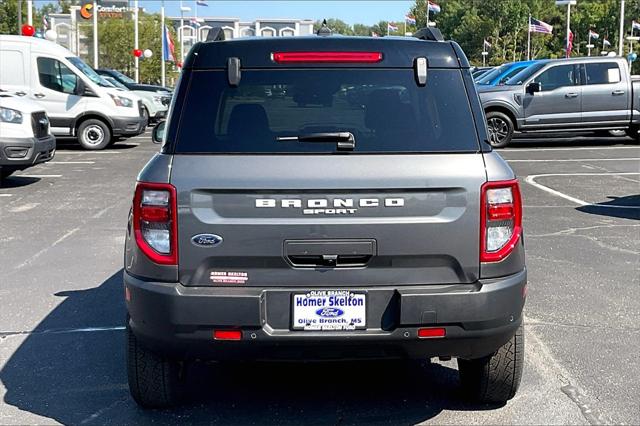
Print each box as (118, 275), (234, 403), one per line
(167, 17), (315, 59)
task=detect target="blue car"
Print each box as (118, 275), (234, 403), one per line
(475, 60), (538, 86)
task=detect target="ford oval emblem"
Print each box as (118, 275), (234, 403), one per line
(316, 307), (345, 318)
(191, 233), (223, 247)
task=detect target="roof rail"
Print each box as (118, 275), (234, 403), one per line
(205, 27), (226, 42)
(414, 27), (444, 42)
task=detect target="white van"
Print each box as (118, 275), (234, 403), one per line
(0, 35), (146, 150)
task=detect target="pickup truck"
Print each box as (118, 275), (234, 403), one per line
(478, 57), (640, 147)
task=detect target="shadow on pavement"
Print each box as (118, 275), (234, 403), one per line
(1, 269), (496, 425)
(577, 195), (640, 220)
(509, 133), (638, 148)
(54, 139), (142, 151)
(0, 176), (41, 189)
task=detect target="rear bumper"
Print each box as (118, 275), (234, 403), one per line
(0, 135), (55, 169)
(111, 115), (147, 136)
(125, 269), (526, 361)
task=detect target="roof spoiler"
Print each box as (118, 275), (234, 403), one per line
(205, 27), (226, 42)
(414, 27), (444, 42)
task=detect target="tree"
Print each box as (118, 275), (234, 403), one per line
(314, 19), (354, 35)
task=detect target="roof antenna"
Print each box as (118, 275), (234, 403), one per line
(317, 19), (332, 36)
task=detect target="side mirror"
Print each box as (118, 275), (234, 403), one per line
(74, 78), (85, 96)
(526, 82), (541, 94)
(152, 121), (166, 144)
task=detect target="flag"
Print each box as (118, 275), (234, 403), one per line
(588, 30), (599, 40)
(428, 1), (441, 14)
(42, 15), (48, 31)
(483, 39), (491, 50)
(371, 32), (379, 37)
(633, 21), (640, 31)
(163, 25), (175, 62)
(529, 18), (553, 34)
(387, 23), (398, 33)
(405, 14), (416, 25)
(189, 18), (201, 27)
(566, 30), (573, 58)
(603, 38), (611, 47)
(196, 0), (208, 6)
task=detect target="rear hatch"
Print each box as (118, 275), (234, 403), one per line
(170, 47), (486, 287)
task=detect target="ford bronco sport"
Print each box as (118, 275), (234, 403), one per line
(124, 28), (527, 408)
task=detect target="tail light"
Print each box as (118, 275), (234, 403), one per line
(132, 182), (178, 265)
(480, 179), (522, 262)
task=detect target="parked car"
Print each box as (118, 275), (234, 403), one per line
(471, 66), (493, 80)
(99, 74), (169, 123)
(0, 92), (55, 180)
(95, 68), (173, 96)
(478, 57), (640, 147)
(476, 60), (538, 86)
(124, 28), (526, 408)
(0, 36), (146, 150)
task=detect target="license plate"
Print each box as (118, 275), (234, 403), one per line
(292, 290), (366, 331)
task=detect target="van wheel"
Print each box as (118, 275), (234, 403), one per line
(77, 119), (111, 150)
(486, 111), (514, 148)
(127, 323), (183, 408)
(458, 324), (524, 404)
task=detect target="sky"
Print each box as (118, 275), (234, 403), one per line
(35, 0), (416, 26)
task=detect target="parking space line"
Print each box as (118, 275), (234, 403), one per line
(48, 161), (95, 165)
(15, 174), (62, 178)
(55, 151), (121, 155)
(508, 157), (640, 162)
(0, 194), (13, 197)
(525, 172), (640, 209)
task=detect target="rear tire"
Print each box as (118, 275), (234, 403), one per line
(127, 322), (183, 408)
(625, 126), (640, 143)
(0, 168), (14, 180)
(458, 324), (524, 404)
(77, 119), (112, 150)
(486, 111), (514, 148)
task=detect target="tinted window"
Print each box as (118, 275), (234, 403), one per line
(585, 62), (621, 85)
(37, 57), (77, 94)
(174, 69), (479, 154)
(533, 65), (576, 91)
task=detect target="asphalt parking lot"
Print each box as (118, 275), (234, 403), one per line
(0, 131), (638, 425)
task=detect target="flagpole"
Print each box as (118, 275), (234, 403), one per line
(93, 0), (98, 68)
(27, 0), (33, 26)
(134, 0), (139, 83)
(161, 0), (165, 87)
(527, 14), (531, 61)
(618, 0), (625, 56)
(426, 7), (430, 28)
(194, 0), (198, 42)
(180, 0), (184, 65)
(565, 2), (571, 58)
(588, 32), (591, 56)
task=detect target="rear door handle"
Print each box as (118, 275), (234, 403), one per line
(612, 90), (625, 96)
(565, 93), (579, 98)
(34, 93), (45, 98)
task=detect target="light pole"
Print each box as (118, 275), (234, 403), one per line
(180, 3), (191, 64)
(556, 1), (576, 58)
(27, 0), (33, 26)
(619, 0), (625, 56)
(93, 0), (98, 68)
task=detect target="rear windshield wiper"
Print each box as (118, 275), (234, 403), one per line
(276, 132), (355, 151)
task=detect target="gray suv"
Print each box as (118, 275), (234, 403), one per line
(124, 28), (527, 408)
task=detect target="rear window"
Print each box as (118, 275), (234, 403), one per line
(173, 69), (479, 154)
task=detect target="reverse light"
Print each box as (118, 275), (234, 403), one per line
(272, 51), (383, 63)
(213, 330), (242, 340)
(132, 182), (177, 265)
(480, 180), (522, 262)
